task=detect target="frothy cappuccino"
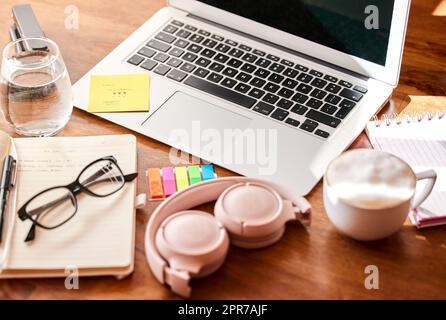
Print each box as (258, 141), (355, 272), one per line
(324, 148), (436, 241)
(326, 149), (415, 209)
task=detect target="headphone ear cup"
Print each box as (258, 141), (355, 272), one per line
(214, 182), (287, 248)
(155, 210), (229, 278)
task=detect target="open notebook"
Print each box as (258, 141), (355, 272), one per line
(0, 134), (137, 278)
(366, 113), (446, 228)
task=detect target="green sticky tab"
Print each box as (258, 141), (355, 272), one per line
(175, 167), (189, 191)
(188, 166), (202, 185)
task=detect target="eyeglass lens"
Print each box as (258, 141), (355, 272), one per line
(25, 187), (76, 228)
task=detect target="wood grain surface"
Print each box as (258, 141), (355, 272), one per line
(0, 0), (445, 299)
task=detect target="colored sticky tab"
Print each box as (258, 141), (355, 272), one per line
(201, 165), (216, 181)
(161, 167), (177, 197)
(188, 166), (202, 185)
(175, 167), (189, 191)
(147, 168), (163, 198)
(88, 74), (150, 113)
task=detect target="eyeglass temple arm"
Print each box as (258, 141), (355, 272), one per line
(25, 223), (36, 242)
(124, 173), (137, 182)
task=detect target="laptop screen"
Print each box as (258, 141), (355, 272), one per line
(197, 0), (395, 66)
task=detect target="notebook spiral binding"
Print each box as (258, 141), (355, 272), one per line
(372, 111), (446, 127)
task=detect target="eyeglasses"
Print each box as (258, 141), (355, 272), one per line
(17, 156), (137, 242)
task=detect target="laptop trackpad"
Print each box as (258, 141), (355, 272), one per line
(143, 91), (252, 155)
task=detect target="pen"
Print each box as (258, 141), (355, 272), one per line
(0, 156), (17, 243)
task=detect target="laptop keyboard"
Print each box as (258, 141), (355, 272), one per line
(127, 19), (368, 139)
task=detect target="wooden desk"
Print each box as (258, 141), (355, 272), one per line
(0, 0), (445, 299)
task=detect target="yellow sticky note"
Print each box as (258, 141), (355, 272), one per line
(88, 74), (150, 112)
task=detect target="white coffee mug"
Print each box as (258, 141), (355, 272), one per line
(323, 149), (436, 241)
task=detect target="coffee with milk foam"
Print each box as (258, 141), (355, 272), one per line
(327, 150), (415, 209)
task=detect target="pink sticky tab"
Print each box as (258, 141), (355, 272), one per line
(162, 167), (177, 197)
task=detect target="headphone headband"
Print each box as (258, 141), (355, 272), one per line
(144, 177), (311, 287)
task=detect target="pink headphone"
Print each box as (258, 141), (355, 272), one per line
(144, 177), (311, 297)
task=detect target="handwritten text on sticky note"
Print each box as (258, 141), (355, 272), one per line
(88, 74), (150, 113)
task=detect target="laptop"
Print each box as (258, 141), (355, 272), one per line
(73, 0), (411, 196)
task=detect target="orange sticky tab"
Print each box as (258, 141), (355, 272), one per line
(147, 168), (163, 198)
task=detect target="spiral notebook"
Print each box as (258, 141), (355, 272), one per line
(366, 112), (446, 228)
